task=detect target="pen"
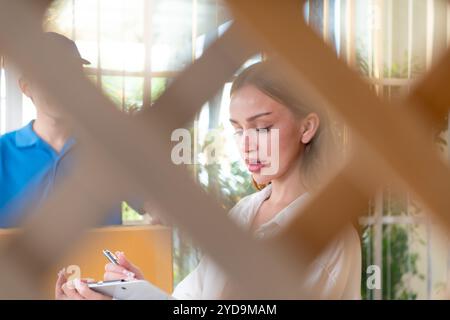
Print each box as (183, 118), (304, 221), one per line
(102, 249), (119, 265)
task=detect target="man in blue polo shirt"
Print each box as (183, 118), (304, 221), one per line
(0, 32), (126, 227)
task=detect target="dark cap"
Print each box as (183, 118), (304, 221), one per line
(43, 32), (91, 65)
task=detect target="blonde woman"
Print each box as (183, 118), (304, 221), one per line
(56, 61), (361, 300)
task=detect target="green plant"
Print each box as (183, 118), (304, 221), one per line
(361, 223), (424, 300)
(382, 224), (424, 300)
(361, 189), (426, 300)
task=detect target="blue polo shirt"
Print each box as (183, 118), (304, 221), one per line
(0, 121), (122, 227)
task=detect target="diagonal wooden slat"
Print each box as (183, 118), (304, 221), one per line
(2, 0), (450, 300)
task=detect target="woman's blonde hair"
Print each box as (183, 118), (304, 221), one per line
(230, 61), (337, 191)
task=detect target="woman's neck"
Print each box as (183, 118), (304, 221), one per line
(267, 163), (307, 207)
(33, 112), (71, 153)
(250, 163), (308, 232)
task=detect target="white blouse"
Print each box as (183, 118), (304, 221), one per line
(172, 185), (362, 299)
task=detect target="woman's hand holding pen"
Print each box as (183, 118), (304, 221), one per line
(55, 251), (144, 300)
(104, 251), (145, 281)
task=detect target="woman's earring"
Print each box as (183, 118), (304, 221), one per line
(251, 177), (267, 190)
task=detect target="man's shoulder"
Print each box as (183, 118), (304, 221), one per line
(0, 129), (23, 169)
(0, 129), (18, 147)
(0, 123), (36, 150)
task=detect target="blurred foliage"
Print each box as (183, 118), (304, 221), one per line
(361, 224), (425, 300)
(356, 47), (423, 79)
(200, 124), (256, 209)
(361, 188), (425, 300)
(382, 224), (424, 300)
(122, 202), (143, 222)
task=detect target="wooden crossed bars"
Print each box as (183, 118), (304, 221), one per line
(0, 0), (449, 299)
